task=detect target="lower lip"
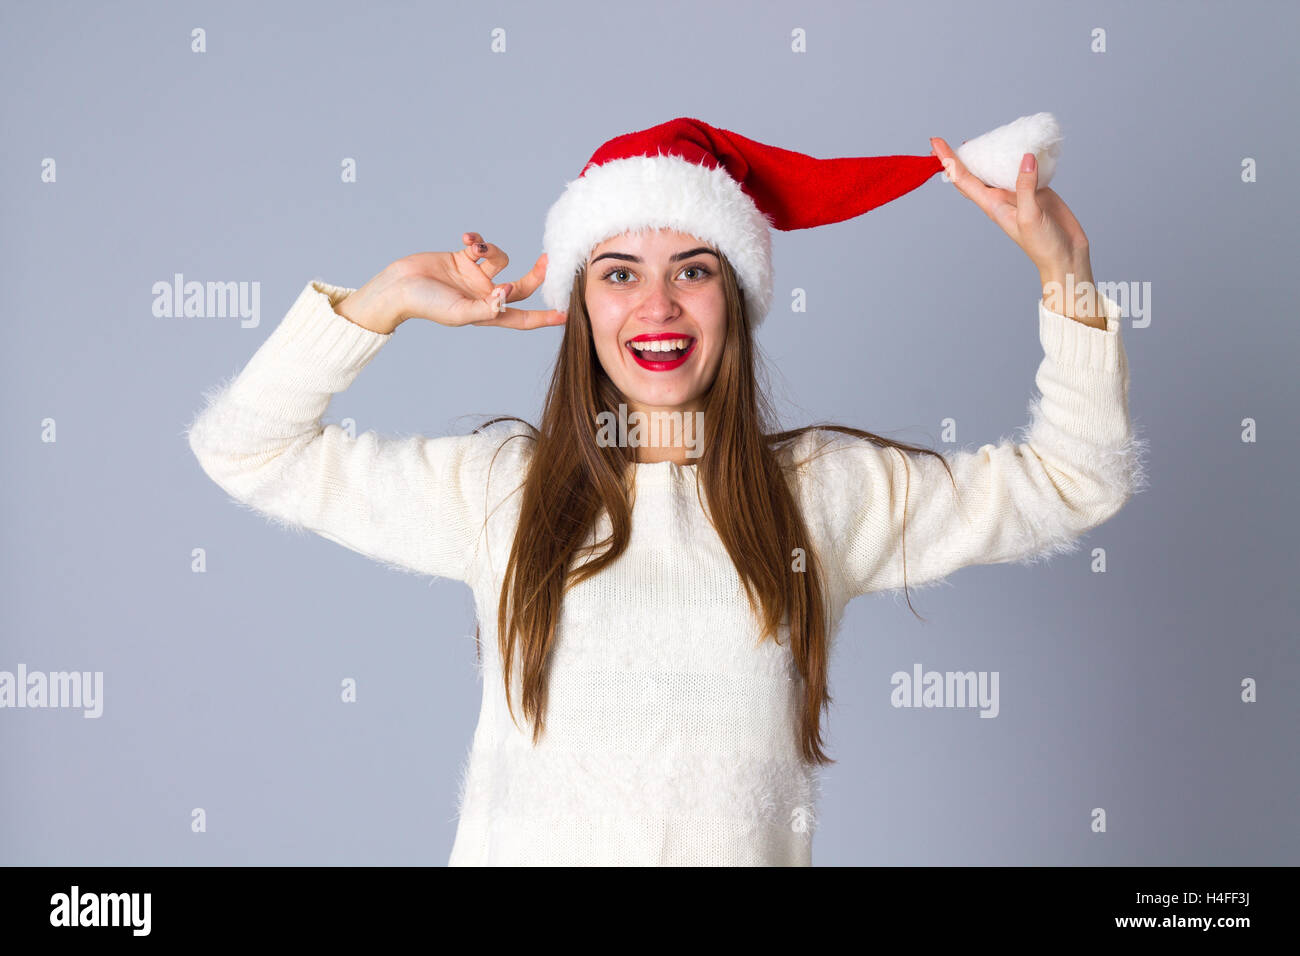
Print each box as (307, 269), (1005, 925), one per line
(627, 340), (697, 371)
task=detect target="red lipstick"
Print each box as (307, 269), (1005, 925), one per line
(625, 332), (697, 372)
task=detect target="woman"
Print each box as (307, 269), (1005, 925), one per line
(186, 116), (1146, 866)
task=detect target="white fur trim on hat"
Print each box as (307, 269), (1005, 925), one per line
(955, 112), (1063, 191)
(541, 154), (776, 326)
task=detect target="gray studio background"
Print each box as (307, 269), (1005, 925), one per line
(2, 0), (1296, 866)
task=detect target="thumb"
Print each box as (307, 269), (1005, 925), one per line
(455, 283), (512, 326)
(482, 283), (513, 320)
(1016, 152), (1041, 221)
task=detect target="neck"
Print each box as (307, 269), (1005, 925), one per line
(616, 400), (706, 465)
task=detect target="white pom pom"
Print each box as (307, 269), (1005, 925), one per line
(955, 112), (1063, 190)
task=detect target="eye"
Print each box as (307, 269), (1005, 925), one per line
(601, 266), (635, 284)
(599, 263), (714, 285)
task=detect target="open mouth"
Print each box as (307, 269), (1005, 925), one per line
(626, 335), (696, 370)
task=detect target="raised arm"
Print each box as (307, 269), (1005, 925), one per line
(184, 235), (564, 582)
(795, 291), (1147, 602)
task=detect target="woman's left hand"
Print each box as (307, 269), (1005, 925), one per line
(929, 136), (1091, 284)
(931, 136), (1103, 326)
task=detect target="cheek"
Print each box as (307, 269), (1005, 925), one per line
(585, 290), (620, 329)
(705, 342), (726, 379)
(700, 305), (727, 373)
(587, 316), (625, 367)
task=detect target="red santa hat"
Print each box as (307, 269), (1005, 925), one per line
(541, 113), (1063, 326)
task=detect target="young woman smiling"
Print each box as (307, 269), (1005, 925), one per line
(186, 116), (1146, 866)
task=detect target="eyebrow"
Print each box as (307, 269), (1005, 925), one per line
(589, 247), (719, 266)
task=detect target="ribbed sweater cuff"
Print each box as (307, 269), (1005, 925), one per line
(1038, 290), (1124, 373)
(266, 279), (388, 369)
(1030, 286), (1136, 460)
(226, 279), (391, 416)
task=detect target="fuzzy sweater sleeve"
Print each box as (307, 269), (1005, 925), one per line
(184, 279), (529, 583)
(792, 292), (1149, 602)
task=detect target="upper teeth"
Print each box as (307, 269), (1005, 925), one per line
(630, 338), (690, 352)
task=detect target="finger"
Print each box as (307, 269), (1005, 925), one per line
(499, 252), (550, 302)
(1014, 153), (1042, 227)
(455, 283), (566, 329)
(456, 232), (489, 267)
(471, 304), (568, 330)
(456, 234), (510, 282)
(931, 136), (1013, 217)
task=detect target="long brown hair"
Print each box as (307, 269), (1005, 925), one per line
(473, 246), (954, 765)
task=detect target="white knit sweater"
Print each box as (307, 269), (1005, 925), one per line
(186, 279), (1146, 866)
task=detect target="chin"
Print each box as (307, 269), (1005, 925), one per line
(627, 387), (696, 409)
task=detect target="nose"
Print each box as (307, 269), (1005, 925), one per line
(635, 276), (682, 323)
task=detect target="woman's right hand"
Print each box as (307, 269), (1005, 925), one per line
(335, 231), (568, 335)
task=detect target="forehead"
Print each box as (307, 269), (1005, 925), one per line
(588, 227), (710, 258)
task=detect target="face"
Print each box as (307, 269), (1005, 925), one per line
(584, 228), (727, 417)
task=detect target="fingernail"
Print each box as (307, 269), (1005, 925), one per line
(1021, 153), (1036, 172)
